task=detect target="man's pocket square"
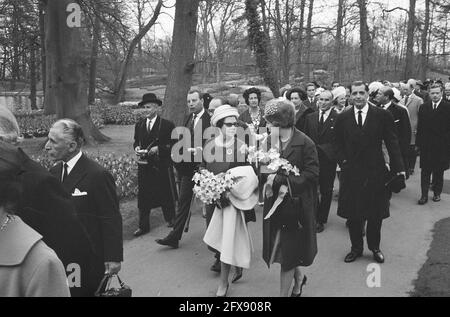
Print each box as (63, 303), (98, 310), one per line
(72, 188), (88, 196)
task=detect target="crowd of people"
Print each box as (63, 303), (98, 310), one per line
(0, 76), (449, 297)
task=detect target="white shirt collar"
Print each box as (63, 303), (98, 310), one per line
(383, 102), (392, 110)
(195, 109), (205, 118)
(354, 103), (369, 115)
(433, 98), (442, 107)
(147, 115), (158, 130)
(64, 151), (82, 176)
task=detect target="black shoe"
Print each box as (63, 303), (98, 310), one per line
(216, 283), (229, 297)
(133, 228), (149, 237)
(210, 259), (221, 273)
(432, 194), (441, 202)
(316, 223), (325, 233)
(418, 196), (428, 205)
(155, 237), (179, 249)
(372, 250), (385, 263)
(291, 275), (307, 297)
(231, 267), (243, 283)
(344, 251), (362, 263)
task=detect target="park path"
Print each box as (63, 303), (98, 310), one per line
(120, 170), (450, 297)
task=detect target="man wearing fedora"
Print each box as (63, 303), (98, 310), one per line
(133, 93), (176, 236)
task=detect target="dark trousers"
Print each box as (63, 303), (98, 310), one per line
(317, 153), (337, 224)
(138, 204), (175, 231)
(408, 145), (418, 172)
(421, 169), (444, 196)
(348, 218), (382, 253)
(166, 175), (194, 241)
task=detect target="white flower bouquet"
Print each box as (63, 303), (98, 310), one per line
(192, 169), (241, 209)
(245, 146), (300, 176)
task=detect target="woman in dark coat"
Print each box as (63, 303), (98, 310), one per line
(261, 98), (319, 297)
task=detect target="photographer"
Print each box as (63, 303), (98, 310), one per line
(133, 93), (176, 236)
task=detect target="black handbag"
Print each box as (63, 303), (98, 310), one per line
(274, 176), (303, 229)
(95, 274), (132, 297)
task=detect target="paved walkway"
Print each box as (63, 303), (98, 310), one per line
(121, 170), (450, 297)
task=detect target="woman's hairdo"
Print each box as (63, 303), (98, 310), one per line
(243, 87), (262, 106)
(286, 88), (307, 101)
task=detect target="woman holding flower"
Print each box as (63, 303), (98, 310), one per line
(201, 105), (259, 297)
(261, 99), (319, 297)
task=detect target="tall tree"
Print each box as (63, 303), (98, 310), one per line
(44, 0), (109, 143)
(295, 0), (306, 77)
(405, 0), (416, 79)
(304, 0), (314, 82)
(112, 0), (163, 104)
(88, 13), (101, 105)
(335, 0), (345, 82)
(357, 0), (374, 82)
(245, 0), (280, 97)
(162, 0), (200, 126)
(420, 0), (430, 81)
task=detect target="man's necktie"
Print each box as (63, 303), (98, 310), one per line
(433, 103), (437, 110)
(62, 163), (68, 183)
(358, 110), (363, 128)
(404, 96), (409, 106)
(189, 114), (197, 132)
(319, 110), (325, 130)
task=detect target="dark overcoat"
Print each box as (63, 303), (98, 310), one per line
(1, 142), (96, 297)
(333, 105), (404, 221)
(133, 116), (176, 211)
(50, 154), (123, 293)
(416, 100), (450, 171)
(262, 129), (319, 270)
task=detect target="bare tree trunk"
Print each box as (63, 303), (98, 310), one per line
(161, 0), (200, 126)
(295, 0), (306, 77)
(335, 0), (345, 82)
(29, 39), (37, 110)
(113, 0), (163, 104)
(11, 3), (20, 90)
(357, 0), (374, 82)
(404, 0), (416, 80)
(420, 0), (430, 81)
(88, 15), (100, 105)
(39, 1), (46, 96)
(304, 0), (314, 82)
(44, 0), (109, 143)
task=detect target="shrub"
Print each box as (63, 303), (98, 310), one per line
(90, 100), (146, 125)
(32, 152), (138, 201)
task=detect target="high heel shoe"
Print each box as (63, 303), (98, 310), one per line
(231, 267), (243, 283)
(291, 275), (307, 297)
(216, 283), (229, 297)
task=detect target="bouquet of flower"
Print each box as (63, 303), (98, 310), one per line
(192, 169), (240, 209)
(245, 146), (300, 176)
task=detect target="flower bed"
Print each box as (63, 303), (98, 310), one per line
(32, 152), (138, 201)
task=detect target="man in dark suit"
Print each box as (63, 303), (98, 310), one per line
(156, 89), (211, 249)
(333, 81), (405, 264)
(375, 86), (412, 178)
(304, 83), (318, 111)
(304, 90), (338, 233)
(46, 119), (123, 294)
(0, 107), (96, 297)
(133, 93), (176, 236)
(416, 84), (450, 204)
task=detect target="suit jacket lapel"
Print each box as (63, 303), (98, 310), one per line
(319, 110), (336, 137)
(62, 154), (88, 193)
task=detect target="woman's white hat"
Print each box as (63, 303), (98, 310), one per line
(332, 86), (347, 100)
(210, 105), (239, 127)
(228, 166), (259, 211)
